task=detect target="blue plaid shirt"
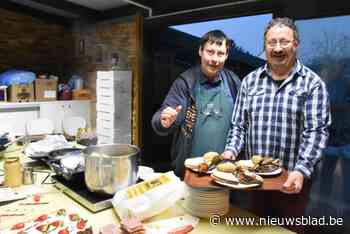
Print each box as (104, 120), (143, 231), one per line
(225, 60), (331, 178)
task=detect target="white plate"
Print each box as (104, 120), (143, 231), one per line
(211, 169), (239, 183)
(255, 167), (282, 176)
(236, 160), (282, 176)
(211, 169), (262, 189)
(213, 179), (261, 189)
(185, 157), (213, 174)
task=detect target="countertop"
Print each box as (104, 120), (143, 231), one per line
(0, 100), (90, 110)
(0, 145), (293, 233)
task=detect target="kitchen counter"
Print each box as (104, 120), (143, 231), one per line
(0, 100), (90, 110)
(0, 146), (293, 233)
(0, 100), (90, 135)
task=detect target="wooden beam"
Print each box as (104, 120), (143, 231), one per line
(132, 13), (144, 147)
(145, 1), (278, 28)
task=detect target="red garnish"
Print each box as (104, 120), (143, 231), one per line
(36, 224), (48, 232)
(58, 228), (70, 234)
(77, 219), (86, 229)
(68, 213), (79, 221)
(50, 220), (62, 228)
(35, 214), (49, 222)
(11, 222), (25, 230)
(33, 193), (41, 203)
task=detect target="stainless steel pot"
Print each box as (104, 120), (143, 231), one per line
(84, 144), (139, 195)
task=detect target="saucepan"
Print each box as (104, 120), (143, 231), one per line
(83, 144), (140, 195)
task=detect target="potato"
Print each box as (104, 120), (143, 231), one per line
(251, 155), (263, 165)
(216, 162), (237, 173)
(202, 151), (219, 164)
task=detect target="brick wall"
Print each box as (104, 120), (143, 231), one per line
(71, 17), (136, 77)
(0, 8), (74, 77)
(0, 7), (140, 144)
(71, 17), (139, 143)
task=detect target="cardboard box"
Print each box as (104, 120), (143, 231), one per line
(73, 89), (91, 100)
(35, 79), (57, 101)
(8, 84), (34, 102)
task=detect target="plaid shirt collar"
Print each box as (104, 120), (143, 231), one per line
(257, 59), (306, 83)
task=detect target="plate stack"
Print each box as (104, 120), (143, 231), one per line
(183, 184), (230, 218)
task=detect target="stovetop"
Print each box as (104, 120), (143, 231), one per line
(52, 173), (114, 213)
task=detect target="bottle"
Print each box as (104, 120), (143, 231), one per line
(23, 167), (35, 185)
(4, 157), (23, 187)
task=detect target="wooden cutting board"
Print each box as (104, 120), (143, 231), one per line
(184, 168), (289, 191)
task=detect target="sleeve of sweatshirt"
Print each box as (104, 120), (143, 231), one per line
(151, 78), (188, 136)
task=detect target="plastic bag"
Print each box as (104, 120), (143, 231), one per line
(0, 69), (36, 86)
(112, 171), (185, 221)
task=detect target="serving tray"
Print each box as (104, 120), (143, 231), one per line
(184, 168), (288, 191)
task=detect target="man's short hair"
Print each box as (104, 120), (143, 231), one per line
(199, 30), (233, 53)
(264, 17), (299, 43)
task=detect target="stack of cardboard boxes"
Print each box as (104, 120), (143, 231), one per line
(96, 70), (132, 144)
(8, 78), (57, 102)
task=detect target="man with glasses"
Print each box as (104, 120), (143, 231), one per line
(223, 18), (331, 233)
(152, 30), (241, 177)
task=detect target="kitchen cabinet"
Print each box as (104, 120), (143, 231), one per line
(0, 100), (90, 135)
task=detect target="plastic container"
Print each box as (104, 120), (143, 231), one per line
(74, 78), (83, 90)
(4, 156), (22, 187)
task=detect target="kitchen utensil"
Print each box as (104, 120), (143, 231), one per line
(23, 167), (36, 185)
(84, 144), (140, 195)
(3, 135), (25, 148)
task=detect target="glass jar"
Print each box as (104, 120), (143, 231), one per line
(4, 156), (22, 187)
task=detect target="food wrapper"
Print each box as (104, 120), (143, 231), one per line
(112, 171), (185, 221)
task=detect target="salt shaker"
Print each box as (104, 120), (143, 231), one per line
(23, 167), (36, 185)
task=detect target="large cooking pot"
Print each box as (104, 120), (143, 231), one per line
(84, 144), (139, 195)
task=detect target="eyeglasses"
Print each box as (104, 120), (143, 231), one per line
(266, 39), (293, 48)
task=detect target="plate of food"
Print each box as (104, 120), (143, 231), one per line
(211, 168), (263, 189)
(234, 156), (282, 176)
(250, 156), (283, 176)
(184, 152), (225, 174)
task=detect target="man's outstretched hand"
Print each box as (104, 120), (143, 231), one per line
(160, 105), (182, 128)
